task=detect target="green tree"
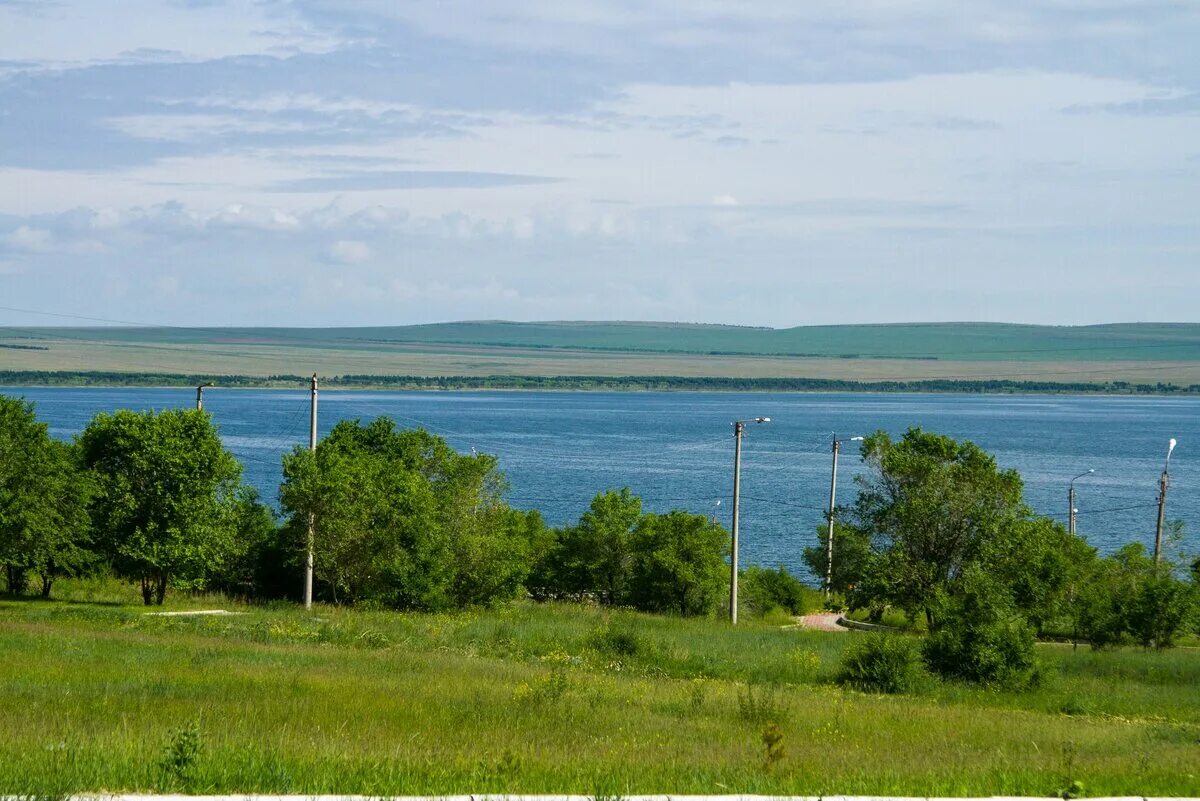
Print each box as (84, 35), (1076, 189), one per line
(802, 519), (874, 608)
(554, 488), (643, 604)
(627, 509), (729, 616)
(853, 428), (1027, 628)
(1080, 543), (1197, 649)
(80, 408), (244, 605)
(0, 395), (95, 597)
(740, 564), (812, 617)
(280, 418), (538, 609)
(206, 488), (280, 599)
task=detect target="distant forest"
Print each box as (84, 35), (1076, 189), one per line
(2, 370), (1198, 395)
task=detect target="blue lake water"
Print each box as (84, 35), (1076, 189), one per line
(8, 387), (1197, 581)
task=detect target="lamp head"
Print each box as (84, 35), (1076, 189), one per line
(756, 417), (771, 424)
(850, 436), (864, 441)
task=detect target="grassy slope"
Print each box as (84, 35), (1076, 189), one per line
(8, 321), (1200, 360)
(1, 580), (1197, 795)
(5, 321), (1200, 387)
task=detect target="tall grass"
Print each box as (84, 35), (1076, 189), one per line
(0, 578), (1196, 795)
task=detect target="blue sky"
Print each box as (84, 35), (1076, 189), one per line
(1, 0), (1198, 327)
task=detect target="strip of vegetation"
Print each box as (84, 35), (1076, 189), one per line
(3, 369), (1200, 394)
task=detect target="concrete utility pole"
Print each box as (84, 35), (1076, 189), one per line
(1154, 438), (1177, 564)
(304, 373), (318, 609)
(195, 382), (212, 411)
(729, 416), (770, 625)
(1068, 469), (1094, 537)
(825, 435), (863, 598)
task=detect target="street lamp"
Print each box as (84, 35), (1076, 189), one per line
(825, 434), (864, 598)
(1154, 438), (1178, 564)
(195, 382), (214, 411)
(729, 416), (770, 625)
(1068, 469), (1094, 537)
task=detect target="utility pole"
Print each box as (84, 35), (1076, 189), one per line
(1068, 469), (1093, 537)
(729, 416), (770, 625)
(304, 373), (318, 609)
(825, 435), (862, 598)
(195, 382), (212, 411)
(825, 437), (840, 598)
(730, 421), (744, 626)
(1154, 438), (1177, 565)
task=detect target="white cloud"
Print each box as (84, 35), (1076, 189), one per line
(4, 225), (53, 252)
(328, 239), (371, 263)
(0, 0), (341, 67)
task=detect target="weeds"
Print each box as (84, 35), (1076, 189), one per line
(158, 720), (202, 789)
(761, 722), (785, 772)
(737, 683), (789, 723)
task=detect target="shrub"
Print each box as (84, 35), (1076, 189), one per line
(836, 633), (928, 694)
(587, 621), (646, 658)
(922, 570), (1037, 688)
(1127, 573), (1196, 649)
(740, 565), (815, 617)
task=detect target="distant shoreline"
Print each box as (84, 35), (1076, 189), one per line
(2, 370), (1198, 396)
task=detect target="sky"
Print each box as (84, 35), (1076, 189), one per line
(1, 1), (1199, 328)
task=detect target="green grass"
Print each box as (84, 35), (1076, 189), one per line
(10, 320), (1200, 360)
(1, 579), (1198, 795)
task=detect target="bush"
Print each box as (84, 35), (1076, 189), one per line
(922, 570), (1037, 688)
(740, 565), (815, 617)
(1127, 573), (1196, 649)
(587, 621), (647, 658)
(836, 633), (928, 694)
(1078, 544), (1197, 649)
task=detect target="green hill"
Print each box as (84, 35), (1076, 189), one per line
(8, 321), (1200, 362)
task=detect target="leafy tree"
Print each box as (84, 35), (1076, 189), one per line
(80, 408), (244, 605)
(554, 488), (642, 604)
(281, 439), (444, 607)
(802, 520), (873, 601)
(1079, 543), (1197, 649)
(206, 488), (280, 599)
(852, 428), (1027, 628)
(985, 516), (1095, 636)
(280, 418), (539, 609)
(627, 509), (728, 616)
(24, 440), (95, 598)
(0, 396), (95, 597)
(740, 565), (813, 617)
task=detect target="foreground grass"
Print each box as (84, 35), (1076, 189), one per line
(1, 581), (1197, 795)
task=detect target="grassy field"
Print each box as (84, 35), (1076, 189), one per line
(2, 579), (1198, 796)
(4, 322), (1200, 386)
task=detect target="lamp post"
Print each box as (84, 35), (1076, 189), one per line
(825, 434), (863, 598)
(1154, 438), (1178, 564)
(195, 382), (214, 411)
(1068, 469), (1094, 537)
(730, 416), (770, 624)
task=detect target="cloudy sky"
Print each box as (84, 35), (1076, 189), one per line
(1, 1), (1199, 327)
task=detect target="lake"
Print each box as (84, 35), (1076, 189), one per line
(8, 387), (1197, 581)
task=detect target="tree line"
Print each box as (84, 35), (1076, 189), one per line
(2, 393), (1196, 683)
(804, 428), (1200, 686)
(1, 395), (809, 619)
(4, 370), (1199, 394)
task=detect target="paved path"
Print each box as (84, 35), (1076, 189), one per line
(787, 612), (847, 632)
